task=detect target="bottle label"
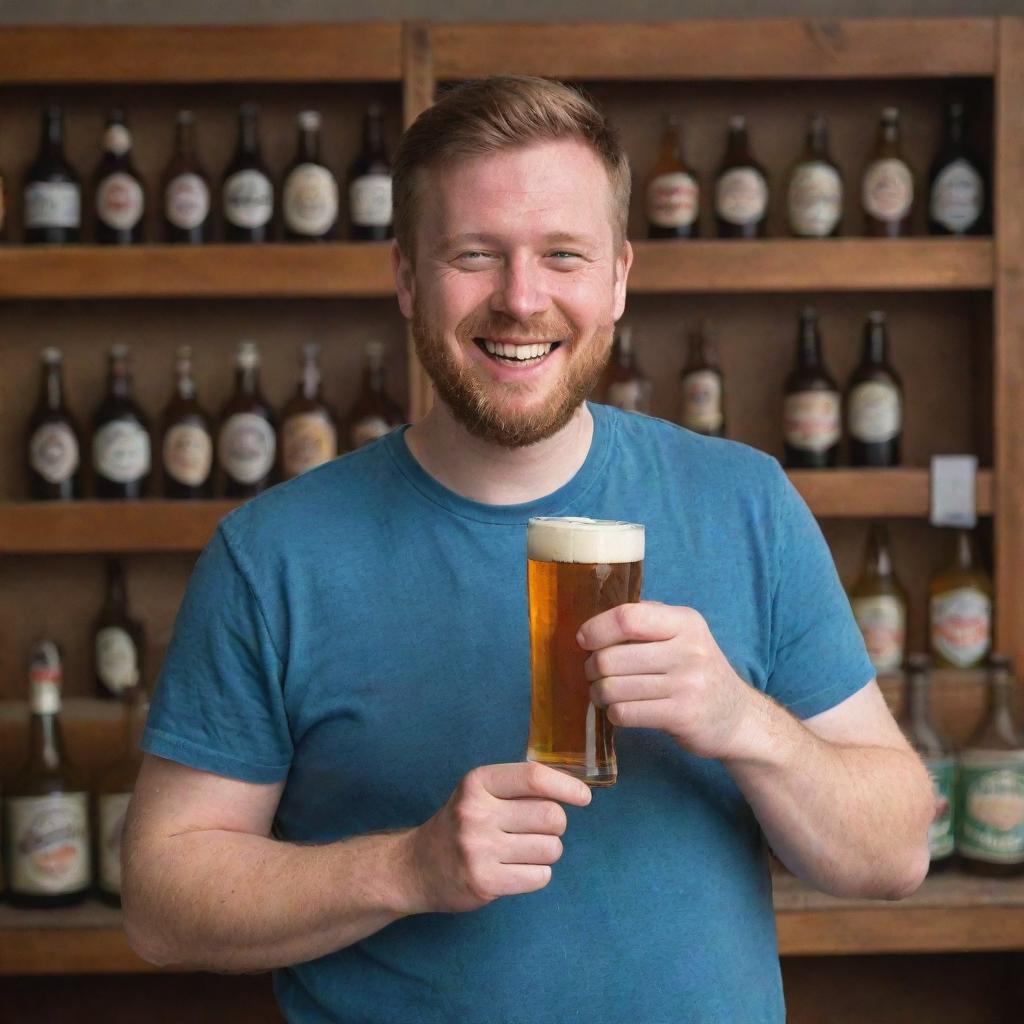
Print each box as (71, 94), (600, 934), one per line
(218, 412), (276, 484)
(862, 159), (914, 222)
(104, 123), (132, 157)
(606, 380), (651, 414)
(163, 423), (213, 487)
(927, 758), (957, 860)
(93, 420), (151, 484)
(787, 161), (842, 237)
(99, 792), (133, 895)
(351, 415), (393, 449)
(848, 380), (902, 444)
(930, 587), (992, 667)
(783, 391), (841, 452)
(30, 679), (61, 715)
(8, 793), (91, 895)
(284, 163), (339, 236)
(96, 626), (140, 694)
(283, 412), (338, 477)
(165, 173), (210, 231)
(679, 370), (724, 433)
(223, 170), (274, 229)
(349, 173), (393, 229)
(715, 168), (768, 226)
(958, 762), (1024, 863)
(646, 172), (699, 230)
(96, 172), (145, 231)
(930, 159), (984, 234)
(850, 594), (906, 673)
(24, 181), (81, 229)
(29, 422), (80, 484)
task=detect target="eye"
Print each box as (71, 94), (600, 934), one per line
(549, 251), (584, 263)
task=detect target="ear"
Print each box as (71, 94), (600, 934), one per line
(612, 239), (633, 321)
(392, 240), (415, 320)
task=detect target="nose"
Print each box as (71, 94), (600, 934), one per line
(490, 252), (550, 323)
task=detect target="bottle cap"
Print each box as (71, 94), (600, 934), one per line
(800, 306), (818, 321)
(237, 340), (260, 368)
(365, 340), (385, 360)
(302, 341), (321, 361)
(728, 114), (747, 131)
(905, 652), (931, 673)
(29, 640), (63, 715)
(176, 109), (195, 125)
(881, 106), (900, 122)
(41, 346), (63, 364)
(109, 343), (130, 360)
(298, 110), (322, 131)
(617, 324), (633, 351)
(867, 310), (887, 325)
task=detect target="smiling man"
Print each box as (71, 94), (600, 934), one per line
(122, 77), (934, 1024)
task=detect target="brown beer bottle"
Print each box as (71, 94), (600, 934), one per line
(217, 341), (277, 497)
(345, 341), (405, 450)
(283, 111), (339, 242)
(957, 655), (1024, 877)
(347, 104), (393, 241)
(847, 523), (908, 675)
(846, 311), (903, 467)
(862, 108), (915, 237)
(222, 105), (275, 243)
(928, 99), (987, 236)
(92, 345), (152, 500)
(0, 164), (7, 242)
(714, 115), (769, 239)
(678, 322), (725, 437)
(3, 641), (92, 908)
(27, 347), (83, 500)
(94, 109), (146, 245)
(281, 342), (339, 479)
(601, 326), (651, 414)
(93, 559), (145, 701)
(162, 110), (212, 244)
(23, 105), (82, 244)
(645, 115), (700, 240)
(782, 308), (841, 469)
(929, 529), (993, 669)
(787, 112), (843, 238)
(161, 345), (214, 499)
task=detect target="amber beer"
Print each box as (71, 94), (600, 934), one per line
(526, 517), (644, 787)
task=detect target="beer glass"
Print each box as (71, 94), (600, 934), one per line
(526, 517), (645, 787)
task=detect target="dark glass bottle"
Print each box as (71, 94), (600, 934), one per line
(783, 308), (841, 468)
(162, 110), (212, 244)
(0, 164), (8, 242)
(846, 311), (903, 467)
(27, 347), (83, 500)
(787, 112), (843, 239)
(94, 109), (146, 245)
(929, 530), (993, 669)
(347, 104), (393, 242)
(91, 345), (152, 500)
(283, 110), (339, 242)
(847, 523), (909, 675)
(94, 559), (145, 701)
(714, 115), (769, 239)
(646, 115), (700, 240)
(678, 322), (725, 436)
(862, 107), (915, 238)
(928, 100), (988, 237)
(160, 345), (213, 499)
(222, 104), (275, 243)
(217, 341), (277, 497)
(23, 105), (81, 244)
(600, 326), (651, 414)
(281, 343), (339, 480)
(344, 341), (405, 450)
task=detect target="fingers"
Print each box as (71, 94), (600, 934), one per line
(577, 601), (700, 652)
(584, 640), (674, 682)
(499, 833), (564, 866)
(470, 762), (592, 807)
(495, 797), (568, 836)
(590, 674), (672, 708)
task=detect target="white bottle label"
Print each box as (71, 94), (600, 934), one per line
(165, 173), (210, 231)
(103, 123), (132, 157)
(283, 412), (337, 477)
(715, 168), (768, 226)
(8, 793), (91, 895)
(931, 587), (992, 667)
(679, 370), (724, 433)
(24, 181), (81, 229)
(99, 792), (133, 895)
(223, 170), (274, 229)
(848, 381), (902, 444)
(93, 420), (151, 484)
(930, 159), (984, 234)
(787, 161), (842, 237)
(783, 391), (841, 452)
(218, 413), (276, 484)
(284, 163), (339, 236)
(850, 594), (906, 673)
(96, 172), (145, 231)
(646, 171), (699, 229)
(863, 159), (914, 222)
(29, 422), (80, 484)
(351, 415), (393, 449)
(349, 173), (393, 228)
(96, 626), (140, 694)
(163, 423), (213, 487)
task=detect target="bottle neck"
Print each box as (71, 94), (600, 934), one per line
(42, 363), (64, 410)
(236, 363), (260, 395)
(28, 712), (64, 772)
(905, 674), (933, 724)
(176, 362), (196, 401)
(298, 127), (321, 163)
(43, 111), (63, 156)
(955, 531), (975, 571)
(946, 106), (966, 146)
(175, 119), (195, 160)
(879, 117), (901, 148)
(988, 673), (1017, 723)
(300, 361), (322, 400)
(364, 363), (385, 394)
(238, 114), (260, 157)
(863, 321), (888, 364)
(807, 119), (828, 158)
(106, 563), (127, 613)
(726, 125), (749, 161)
(363, 111), (386, 159)
(796, 320), (821, 367)
(108, 362), (132, 400)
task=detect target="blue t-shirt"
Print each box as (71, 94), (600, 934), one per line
(144, 402), (874, 1024)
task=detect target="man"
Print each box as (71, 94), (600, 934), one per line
(123, 77), (933, 1023)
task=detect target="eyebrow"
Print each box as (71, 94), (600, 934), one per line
(434, 232), (602, 252)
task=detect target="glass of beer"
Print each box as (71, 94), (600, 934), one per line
(526, 516), (645, 787)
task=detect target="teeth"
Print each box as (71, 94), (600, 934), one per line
(482, 340), (554, 360)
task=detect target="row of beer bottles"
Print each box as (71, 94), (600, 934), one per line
(1, 642), (148, 908)
(8, 103), (392, 245)
(646, 101), (987, 239)
(27, 340), (405, 501)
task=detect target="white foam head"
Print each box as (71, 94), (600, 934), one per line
(527, 517), (644, 564)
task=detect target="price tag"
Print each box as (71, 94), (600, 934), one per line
(930, 455), (977, 528)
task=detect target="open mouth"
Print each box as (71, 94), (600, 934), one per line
(474, 338), (562, 366)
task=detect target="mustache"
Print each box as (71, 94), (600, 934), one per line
(455, 314), (578, 345)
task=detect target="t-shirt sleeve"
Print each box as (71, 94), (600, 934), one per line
(764, 462), (875, 718)
(142, 524), (294, 783)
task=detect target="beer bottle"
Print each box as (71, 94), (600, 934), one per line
(600, 326), (652, 414)
(928, 99), (987, 236)
(929, 529), (993, 669)
(678, 321), (725, 437)
(222, 104), (275, 243)
(898, 654), (957, 872)
(0, 164), (7, 242)
(281, 342), (338, 479)
(162, 110), (212, 244)
(645, 115), (700, 240)
(347, 104), (393, 242)
(3, 641), (92, 908)
(217, 340), (277, 497)
(714, 115), (769, 239)
(93, 559), (145, 701)
(23, 105), (81, 244)
(161, 345), (214, 499)
(846, 311), (903, 467)
(345, 341), (405, 450)
(26, 347), (83, 501)
(92, 345), (152, 500)
(957, 655), (1024, 877)
(862, 107), (915, 237)
(782, 308), (841, 469)
(94, 109), (146, 245)
(787, 112), (843, 239)
(283, 111), (339, 242)
(848, 523), (908, 675)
